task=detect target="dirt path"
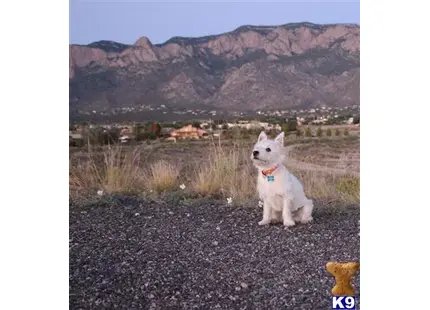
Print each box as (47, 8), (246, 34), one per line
(285, 144), (360, 177)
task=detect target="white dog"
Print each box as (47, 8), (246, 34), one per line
(251, 131), (314, 227)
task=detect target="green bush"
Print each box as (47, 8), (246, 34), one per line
(283, 119), (297, 132)
(148, 132), (157, 140)
(305, 127), (312, 137)
(353, 116), (360, 124)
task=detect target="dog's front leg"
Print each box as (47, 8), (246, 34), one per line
(258, 199), (272, 226)
(282, 198), (295, 227)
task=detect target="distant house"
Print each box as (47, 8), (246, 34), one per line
(170, 125), (207, 139)
(69, 132), (84, 146)
(200, 122), (210, 129)
(119, 129), (134, 143)
(160, 127), (175, 138)
(165, 137), (177, 143)
(119, 135), (131, 143)
(311, 119), (328, 125)
(69, 132), (83, 140)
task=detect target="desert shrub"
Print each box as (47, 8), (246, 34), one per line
(326, 128), (332, 137)
(286, 119), (297, 132)
(145, 160), (180, 193)
(353, 116), (360, 124)
(316, 127), (323, 137)
(232, 127), (242, 140)
(335, 128), (341, 136)
(148, 132), (157, 140)
(191, 142), (256, 204)
(240, 128), (250, 139)
(305, 127), (312, 137)
(344, 128), (350, 136)
(69, 145), (145, 195)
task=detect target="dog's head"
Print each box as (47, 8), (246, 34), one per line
(251, 131), (285, 169)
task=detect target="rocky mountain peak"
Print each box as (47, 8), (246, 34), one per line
(69, 22), (360, 119)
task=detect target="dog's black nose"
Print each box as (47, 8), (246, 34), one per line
(253, 150), (259, 157)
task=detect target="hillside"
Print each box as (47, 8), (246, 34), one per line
(69, 22), (359, 121)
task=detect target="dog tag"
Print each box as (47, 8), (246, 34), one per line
(267, 176), (275, 182)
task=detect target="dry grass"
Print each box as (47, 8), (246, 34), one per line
(290, 138), (360, 173)
(69, 144), (145, 195)
(145, 160), (181, 193)
(287, 167), (360, 205)
(191, 138), (256, 205)
(69, 136), (360, 205)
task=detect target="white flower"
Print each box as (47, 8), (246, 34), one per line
(179, 184), (186, 190)
(97, 189), (104, 196)
(258, 201), (264, 208)
(227, 197), (233, 205)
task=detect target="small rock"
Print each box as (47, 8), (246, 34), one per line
(135, 213), (140, 216)
(240, 282), (249, 289)
(212, 241), (219, 246)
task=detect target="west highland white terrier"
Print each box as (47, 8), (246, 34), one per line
(251, 131), (314, 227)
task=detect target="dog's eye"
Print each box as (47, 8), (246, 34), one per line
(266, 148), (271, 152)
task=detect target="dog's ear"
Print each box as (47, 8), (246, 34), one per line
(257, 131), (267, 142)
(274, 131), (285, 146)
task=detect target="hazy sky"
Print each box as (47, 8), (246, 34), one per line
(70, 0), (360, 45)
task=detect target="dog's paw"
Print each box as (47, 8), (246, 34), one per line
(300, 216), (313, 224)
(293, 215), (301, 222)
(258, 219), (271, 226)
(283, 218), (296, 227)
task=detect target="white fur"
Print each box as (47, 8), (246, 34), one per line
(251, 131), (314, 227)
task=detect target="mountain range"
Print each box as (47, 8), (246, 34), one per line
(69, 22), (359, 121)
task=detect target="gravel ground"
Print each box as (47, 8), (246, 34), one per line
(70, 197), (360, 310)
